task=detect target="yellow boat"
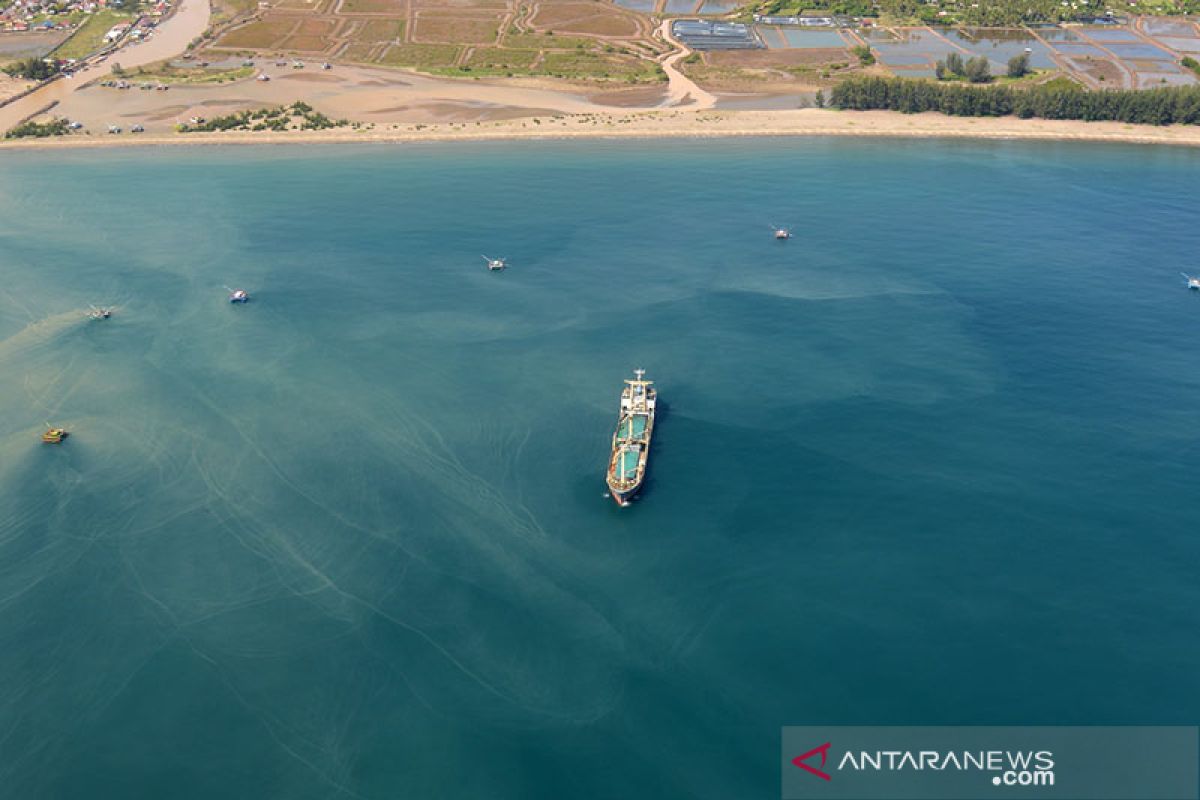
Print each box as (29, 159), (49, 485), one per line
(42, 427), (67, 444)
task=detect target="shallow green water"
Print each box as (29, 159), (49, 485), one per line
(1, 140), (1198, 799)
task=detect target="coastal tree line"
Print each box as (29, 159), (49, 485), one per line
(829, 75), (1200, 125)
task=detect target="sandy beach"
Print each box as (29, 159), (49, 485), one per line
(4, 107), (1200, 150)
(3, 0), (1200, 153)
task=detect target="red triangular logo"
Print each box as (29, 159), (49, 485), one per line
(792, 742), (832, 781)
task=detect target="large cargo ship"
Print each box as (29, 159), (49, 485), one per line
(606, 369), (656, 507)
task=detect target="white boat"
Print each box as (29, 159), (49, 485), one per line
(225, 286), (249, 303)
(482, 255), (507, 271)
(1183, 273), (1200, 290)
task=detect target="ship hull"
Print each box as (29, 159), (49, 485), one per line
(606, 480), (640, 507)
(610, 491), (634, 507)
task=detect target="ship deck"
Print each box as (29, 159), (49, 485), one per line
(617, 413), (649, 441)
(613, 446), (641, 480)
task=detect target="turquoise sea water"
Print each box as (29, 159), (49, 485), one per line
(1, 139), (1199, 799)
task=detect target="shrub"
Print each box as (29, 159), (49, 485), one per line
(851, 44), (875, 66)
(1007, 52), (1030, 79)
(5, 118), (71, 138)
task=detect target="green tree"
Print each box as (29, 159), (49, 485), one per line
(964, 56), (992, 83)
(851, 45), (875, 66)
(815, 89), (825, 108)
(2, 57), (60, 81)
(1007, 53), (1031, 78)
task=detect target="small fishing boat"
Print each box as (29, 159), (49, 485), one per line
(225, 286), (249, 303)
(1183, 272), (1200, 290)
(88, 304), (112, 320)
(482, 255), (507, 272)
(42, 426), (68, 444)
(773, 226), (792, 240)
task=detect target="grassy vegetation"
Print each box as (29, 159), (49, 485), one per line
(280, 34), (331, 51)
(359, 36), (663, 83)
(1184, 56), (1200, 78)
(357, 18), (405, 43)
(338, 0), (400, 12)
(51, 10), (131, 60)
(5, 117), (71, 138)
(994, 69), (1051, 86)
(377, 43), (462, 68)
(414, 16), (500, 45)
(296, 17), (336, 35)
(340, 42), (379, 61)
(275, 0), (327, 9)
(119, 63), (256, 84)
(502, 31), (593, 50)
(1039, 75), (1083, 90)
(463, 46), (539, 73)
(529, 4), (639, 37)
(214, 19), (295, 49)
(210, 0), (259, 23)
(539, 51), (662, 82)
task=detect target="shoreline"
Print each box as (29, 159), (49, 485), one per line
(4, 109), (1200, 150)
